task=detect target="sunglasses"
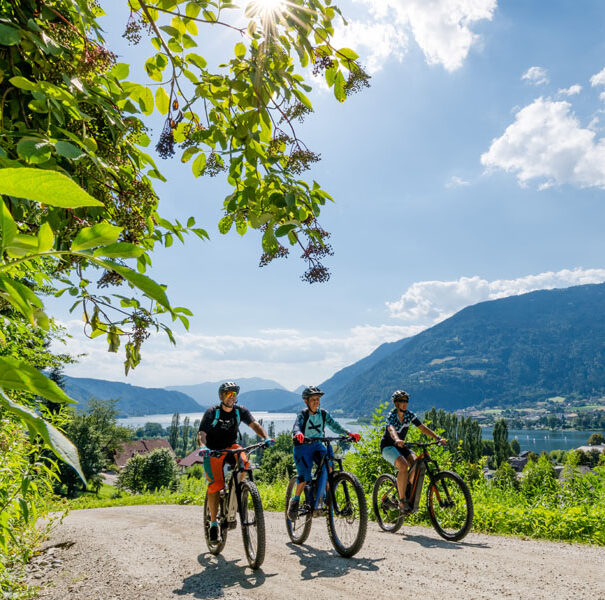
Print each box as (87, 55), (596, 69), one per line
(394, 398), (409, 403)
(224, 391), (238, 398)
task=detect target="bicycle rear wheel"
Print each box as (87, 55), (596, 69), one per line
(372, 473), (404, 533)
(427, 470), (473, 541)
(239, 480), (266, 569)
(326, 471), (368, 558)
(285, 476), (312, 544)
(203, 492), (227, 555)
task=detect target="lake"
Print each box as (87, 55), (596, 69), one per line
(118, 412), (360, 436)
(482, 426), (605, 454)
(117, 412), (604, 453)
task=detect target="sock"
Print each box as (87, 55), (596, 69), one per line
(293, 495), (300, 501)
(210, 520), (218, 527)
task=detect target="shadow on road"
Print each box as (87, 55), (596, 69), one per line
(173, 552), (278, 598)
(400, 533), (490, 549)
(287, 543), (384, 580)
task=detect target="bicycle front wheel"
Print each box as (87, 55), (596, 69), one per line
(427, 470), (473, 541)
(203, 492), (227, 555)
(285, 475), (312, 544)
(326, 471), (368, 558)
(239, 480), (266, 569)
(372, 473), (404, 533)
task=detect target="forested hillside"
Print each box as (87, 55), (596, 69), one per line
(64, 377), (201, 417)
(323, 283), (605, 416)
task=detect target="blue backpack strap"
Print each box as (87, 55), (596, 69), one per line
(301, 408), (310, 434)
(211, 406), (221, 427)
(211, 405), (240, 428)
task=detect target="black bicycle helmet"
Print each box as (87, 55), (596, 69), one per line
(391, 390), (410, 402)
(302, 385), (324, 400)
(218, 381), (240, 397)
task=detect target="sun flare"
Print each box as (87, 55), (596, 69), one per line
(247, 0), (287, 18)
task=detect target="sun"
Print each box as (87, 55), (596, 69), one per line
(246, 0), (287, 18)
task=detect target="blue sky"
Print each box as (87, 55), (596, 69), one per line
(51, 0), (605, 390)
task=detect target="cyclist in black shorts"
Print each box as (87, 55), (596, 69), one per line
(380, 390), (446, 513)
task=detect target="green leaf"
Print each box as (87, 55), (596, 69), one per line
(111, 62), (130, 80)
(0, 390), (85, 485)
(5, 233), (39, 257)
(218, 215), (233, 234)
(71, 223), (122, 251)
(55, 141), (84, 159)
(192, 152), (207, 176)
(234, 42), (246, 58)
(293, 89), (313, 110)
(186, 2), (201, 18)
(0, 357), (73, 404)
(275, 223), (297, 237)
(0, 199), (17, 250)
(9, 76), (36, 91)
(155, 87), (170, 115)
(0, 23), (21, 46)
(262, 226), (278, 254)
(0, 168), (103, 207)
(92, 242), (144, 258)
(186, 53), (207, 70)
(139, 87), (154, 115)
(337, 47), (359, 61)
(17, 139), (52, 164)
(0, 275), (44, 326)
(334, 71), (346, 103)
(37, 222), (54, 252)
(92, 259), (171, 309)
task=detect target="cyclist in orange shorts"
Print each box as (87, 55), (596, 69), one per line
(197, 382), (274, 542)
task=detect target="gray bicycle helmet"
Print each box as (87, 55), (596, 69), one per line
(218, 381), (240, 396)
(302, 385), (324, 399)
(391, 390), (410, 402)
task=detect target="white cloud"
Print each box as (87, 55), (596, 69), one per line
(600, 92), (605, 102)
(590, 67), (605, 87)
(521, 66), (549, 85)
(332, 21), (407, 73)
(481, 97), (605, 189)
(386, 268), (605, 323)
(446, 175), (470, 188)
(54, 320), (421, 390)
(558, 84), (582, 96)
(340, 0), (496, 73)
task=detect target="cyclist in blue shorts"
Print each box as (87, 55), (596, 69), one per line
(381, 390), (446, 513)
(288, 386), (360, 519)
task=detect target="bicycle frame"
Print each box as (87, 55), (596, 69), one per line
(210, 442), (264, 527)
(405, 441), (443, 512)
(300, 437), (350, 513)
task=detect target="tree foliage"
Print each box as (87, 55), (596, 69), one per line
(117, 447), (178, 492)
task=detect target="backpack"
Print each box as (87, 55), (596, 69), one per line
(301, 408), (326, 435)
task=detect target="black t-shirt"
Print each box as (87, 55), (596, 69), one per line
(198, 404), (255, 450)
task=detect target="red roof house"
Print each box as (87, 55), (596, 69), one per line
(113, 439), (176, 469)
(178, 448), (205, 468)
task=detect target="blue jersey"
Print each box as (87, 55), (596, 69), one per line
(380, 408), (422, 451)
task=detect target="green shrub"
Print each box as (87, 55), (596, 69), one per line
(117, 449), (178, 493)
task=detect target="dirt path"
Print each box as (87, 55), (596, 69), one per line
(28, 505), (604, 600)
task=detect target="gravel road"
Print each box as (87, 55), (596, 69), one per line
(28, 505), (604, 600)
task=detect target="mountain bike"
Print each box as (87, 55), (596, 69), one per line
(285, 436), (368, 558)
(203, 441), (268, 569)
(372, 440), (473, 541)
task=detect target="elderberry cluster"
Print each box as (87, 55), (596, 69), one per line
(344, 67), (371, 97)
(312, 54), (335, 76)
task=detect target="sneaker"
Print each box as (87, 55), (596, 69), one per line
(208, 523), (219, 543)
(287, 498), (300, 521)
(398, 499), (413, 514)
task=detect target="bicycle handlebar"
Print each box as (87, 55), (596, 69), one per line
(406, 440), (444, 448)
(301, 436), (351, 444)
(201, 441), (268, 458)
